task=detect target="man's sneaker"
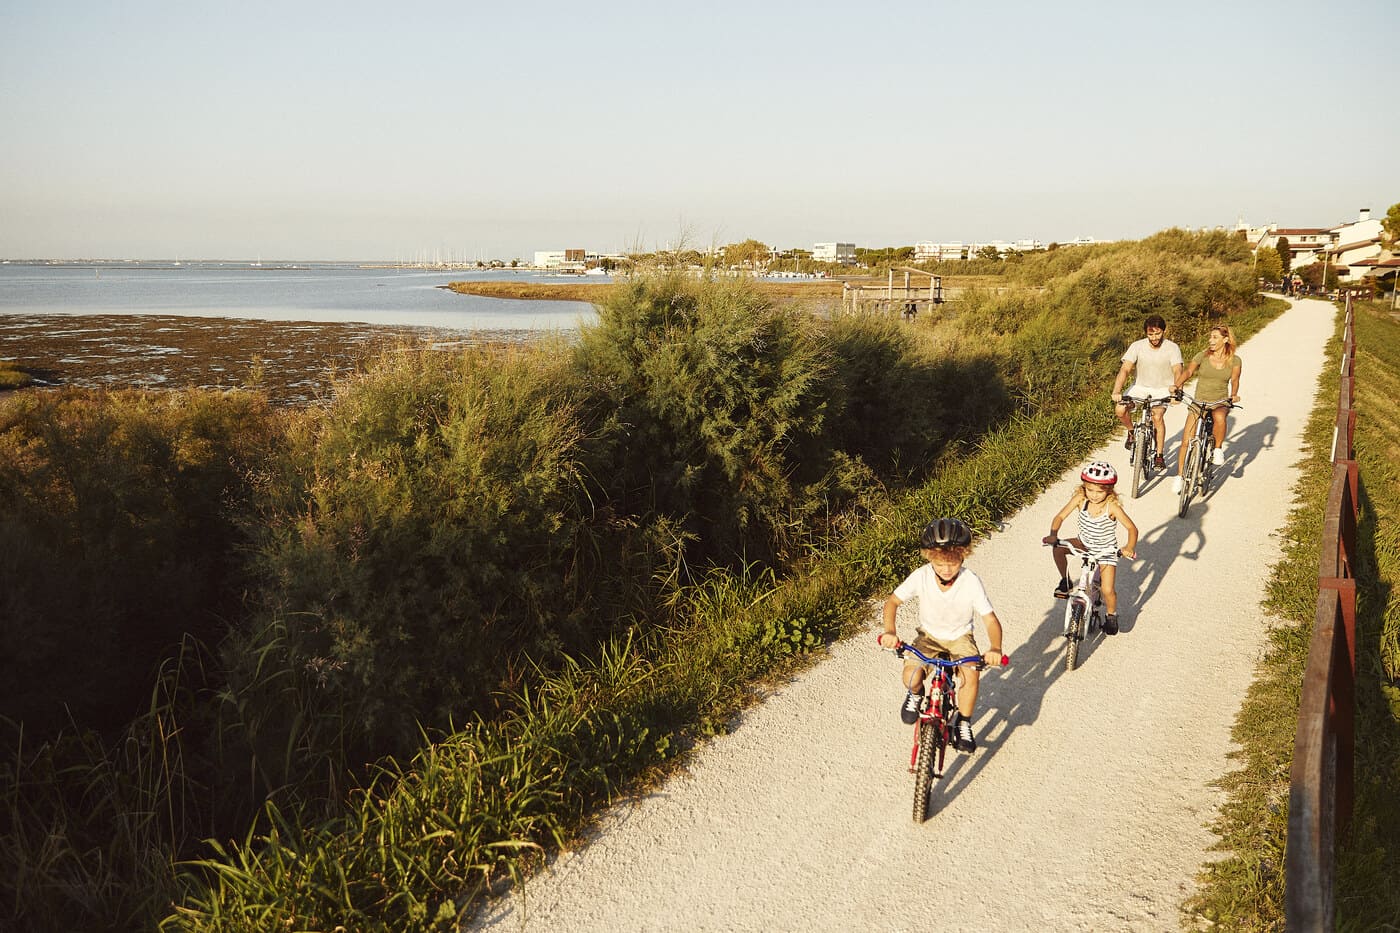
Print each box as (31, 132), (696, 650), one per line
(1212, 447), (1225, 466)
(1124, 432), (1135, 453)
(953, 715), (977, 753)
(1053, 577), (1072, 599)
(1153, 454), (1166, 470)
(1102, 613), (1120, 635)
(1171, 476), (1183, 494)
(900, 690), (925, 725)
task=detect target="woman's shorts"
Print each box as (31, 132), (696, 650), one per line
(910, 630), (981, 663)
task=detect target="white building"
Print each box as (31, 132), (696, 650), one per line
(914, 241), (966, 261)
(1250, 209), (1386, 282)
(813, 242), (856, 264)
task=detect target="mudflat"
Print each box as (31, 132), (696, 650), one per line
(1, 313), (522, 406)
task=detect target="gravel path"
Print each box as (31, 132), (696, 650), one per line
(472, 299), (1335, 933)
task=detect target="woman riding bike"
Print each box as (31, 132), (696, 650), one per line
(1171, 324), (1242, 494)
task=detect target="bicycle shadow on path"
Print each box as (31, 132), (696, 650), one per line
(925, 600), (1087, 808)
(1121, 412), (1278, 626)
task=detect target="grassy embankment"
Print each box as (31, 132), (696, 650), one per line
(1183, 298), (1400, 931)
(0, 231), (1280, 931)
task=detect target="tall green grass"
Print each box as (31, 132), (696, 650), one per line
(0, 231), (1277, 930)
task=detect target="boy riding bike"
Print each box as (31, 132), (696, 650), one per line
(876, 518), (1005, 753)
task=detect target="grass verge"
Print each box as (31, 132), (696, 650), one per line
(1182, 299), (1400, 931)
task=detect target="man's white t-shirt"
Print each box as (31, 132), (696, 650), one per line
(1121, 337), (1183, 394)
(893, 565), (995, 642)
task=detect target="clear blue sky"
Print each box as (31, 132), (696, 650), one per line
(2, 0), (1396, 261)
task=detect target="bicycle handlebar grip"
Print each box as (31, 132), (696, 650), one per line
(998, 654), (1009, 666)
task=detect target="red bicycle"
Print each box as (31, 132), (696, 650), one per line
(886, 640), (1008, 822)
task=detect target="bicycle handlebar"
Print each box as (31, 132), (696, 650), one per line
(1174, 390), (1242, 411)
(1120, 393), (1169, 409)
(1042, 538), (1122, 561)
(878, 637), (1008, 668)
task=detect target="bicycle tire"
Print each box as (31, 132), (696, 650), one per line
(1065, 603), (1084, 672)
(912, 719), (937, 823)
(1177, 440), (1199, 518)
(1130, 425), (1148, 498)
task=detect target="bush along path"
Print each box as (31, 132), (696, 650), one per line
(470, 298), (1336, 932)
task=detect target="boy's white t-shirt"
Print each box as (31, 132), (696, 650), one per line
(893, 565), (995, 642)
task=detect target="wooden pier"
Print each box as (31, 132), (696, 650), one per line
(841, 267), (943, 318)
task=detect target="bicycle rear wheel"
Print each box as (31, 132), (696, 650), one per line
(912, 719), (938, 823)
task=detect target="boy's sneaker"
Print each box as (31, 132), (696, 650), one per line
(1102, 613), (1120, 635)
(1053, 577), (1072, 599)
(900, 690), (925, 725)
(1153, 454), (1166, 470)
(953, 715), (977, 753)
(1212, 447), (1225, 466)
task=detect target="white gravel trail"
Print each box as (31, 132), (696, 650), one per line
(472, 299), (1335, 933)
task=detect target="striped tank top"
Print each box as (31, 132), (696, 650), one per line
(1077, 500), (1118, 558)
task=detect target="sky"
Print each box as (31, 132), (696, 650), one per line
(2, 0), (1396, 262)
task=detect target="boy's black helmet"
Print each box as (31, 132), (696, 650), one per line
(919, 517), (972, 549)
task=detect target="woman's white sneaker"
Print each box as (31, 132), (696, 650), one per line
(1171, 476), (1183, 494)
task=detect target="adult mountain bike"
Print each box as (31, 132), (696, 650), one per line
(1175, 392), (1241, 518)
(884, 641), (1007, 823)
(1122, 393), (1166, 499)
(1045, 538), (1109, 672)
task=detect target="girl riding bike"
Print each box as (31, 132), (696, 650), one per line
(877, 517), (1005, 753)
(1042, 462), (1138, 635)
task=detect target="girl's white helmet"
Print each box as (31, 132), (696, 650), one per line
(1081, 460), (1118, 485)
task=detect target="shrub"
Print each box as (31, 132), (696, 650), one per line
(0, 389), (280, 738)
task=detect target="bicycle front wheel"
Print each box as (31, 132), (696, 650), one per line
(1065, 603), (1084, 672)
(912, 719), (938, 823)
(1130, 426), (1148, 498)
(1178, 440), (1200, 518)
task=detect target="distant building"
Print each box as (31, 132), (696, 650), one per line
(1248, 209), (1386, 282)
(914, 241), (966, 261)
(533, 248), (600, 270)
(813, 242), (856, 264)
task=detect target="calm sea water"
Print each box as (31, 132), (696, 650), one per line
(0, 262), (600, 332)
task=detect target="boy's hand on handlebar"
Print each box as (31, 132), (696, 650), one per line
(1121, 547), (1136, 560)
(983, 650), (1009, 667)
(876, 632), (898, 650)
(1041, 534), (1059, 546)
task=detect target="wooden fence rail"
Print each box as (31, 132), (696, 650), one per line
(1285, 297), (1359, 931)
